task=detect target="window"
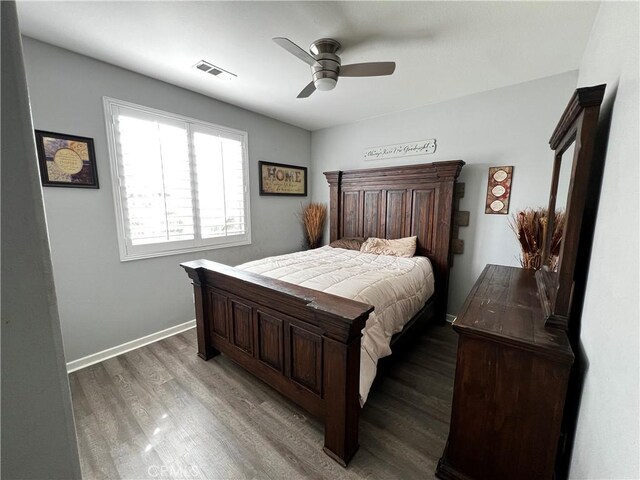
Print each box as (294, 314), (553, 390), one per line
(103, 97), (251, 261)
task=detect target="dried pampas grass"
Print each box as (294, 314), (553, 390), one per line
(509, 208), (565, 270)
(300, 203), (326, 249)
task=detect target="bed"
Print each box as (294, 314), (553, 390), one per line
(236, 245), (435, 405)
(181, 160), (464, 466)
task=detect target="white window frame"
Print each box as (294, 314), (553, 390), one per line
(103, 97), (251, 261)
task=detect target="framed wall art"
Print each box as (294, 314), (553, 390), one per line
(35, 130), (99, 188)
(485, 166), (513, 214)
(259, 161), (307, 196)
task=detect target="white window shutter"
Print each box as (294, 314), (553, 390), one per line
(104, 98), (251, 261)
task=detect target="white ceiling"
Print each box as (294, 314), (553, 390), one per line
(16, 1), (600, 131)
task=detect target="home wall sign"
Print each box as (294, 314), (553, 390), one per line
(485, 166), (513, 214)
(259, 161), (307, 196)
(363, 139), (437, 161)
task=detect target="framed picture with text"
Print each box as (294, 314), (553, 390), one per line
(259, 161), (307, 196)
(35, 130), (99, 188)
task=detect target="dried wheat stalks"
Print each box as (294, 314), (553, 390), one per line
(509, 208), (565, 270)
(300, 203), (326, 249)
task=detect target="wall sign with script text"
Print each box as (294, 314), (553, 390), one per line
(259, 161), (307, 196)
(363, 139), (437, 161)
(485, 166), (514, 214)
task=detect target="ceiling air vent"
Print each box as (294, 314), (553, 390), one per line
(193, 60), (236, 80)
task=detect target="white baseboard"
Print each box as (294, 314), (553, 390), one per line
(66, 319), (196, 373)
(67, 313), (456, 373)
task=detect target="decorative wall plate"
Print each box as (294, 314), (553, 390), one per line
(35, 130), (99, 188)
(485, 166), (513, 214)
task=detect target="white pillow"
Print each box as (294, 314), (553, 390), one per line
(360, 236), (417, 258)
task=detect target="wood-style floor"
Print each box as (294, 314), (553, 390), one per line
(70, 323), (457, 480)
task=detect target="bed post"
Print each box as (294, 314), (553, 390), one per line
(322, 333), (361, 466)
(183, 266), (219, 360)
(433, 162), (462, 324)
(325, 171), (342, 243)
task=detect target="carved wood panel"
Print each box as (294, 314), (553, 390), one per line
(256, 311), (284, 373)
(209, 290), (228, 340)
(385, 190), (406, 239)
(409, 188), (436, 254)
(230, 300), (253, 355)
(341, 191), (361, 238)
(290, 324), (322, 395)
(363, 190), (381, 238)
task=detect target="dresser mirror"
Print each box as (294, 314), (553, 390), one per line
(555, 144), (573, 210)
(536, 84), (606, 330)
(541, 142), (574, 272)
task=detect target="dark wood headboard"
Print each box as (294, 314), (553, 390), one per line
(324, 160), (465, 320)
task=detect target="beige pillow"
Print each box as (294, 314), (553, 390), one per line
(329, 237), (367, 251)
(360, 236), (417, 258)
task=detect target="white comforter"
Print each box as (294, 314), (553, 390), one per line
(236, 246), (435, 404)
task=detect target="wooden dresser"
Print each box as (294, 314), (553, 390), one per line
(436, 264), (574, 480)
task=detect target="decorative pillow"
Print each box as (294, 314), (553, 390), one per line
(360, 236), (417, 258)
(329, 237), (367, 251)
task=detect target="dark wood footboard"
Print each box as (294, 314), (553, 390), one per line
(181, 259), (374, 466)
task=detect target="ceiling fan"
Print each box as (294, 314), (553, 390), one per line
(273, 37), (396, 98)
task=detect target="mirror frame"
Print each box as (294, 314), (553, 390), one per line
(536, 84), (606, 330)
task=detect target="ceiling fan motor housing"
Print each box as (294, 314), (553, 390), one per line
(310, 38), (341, 90)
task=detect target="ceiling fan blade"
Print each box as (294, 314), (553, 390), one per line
(297, 81), (316, 98)
(273, 37), (320, 67)
(339, 62), (396, 77)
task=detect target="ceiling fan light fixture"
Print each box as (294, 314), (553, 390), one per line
(314, 77), (337, 91)
(273, 37), (396, 98)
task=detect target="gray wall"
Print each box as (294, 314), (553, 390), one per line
(310, 71), (578, 314)
(569, 3), (639, 478)
(21, 38), (312, 362)
(1, 3), (81, 478)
